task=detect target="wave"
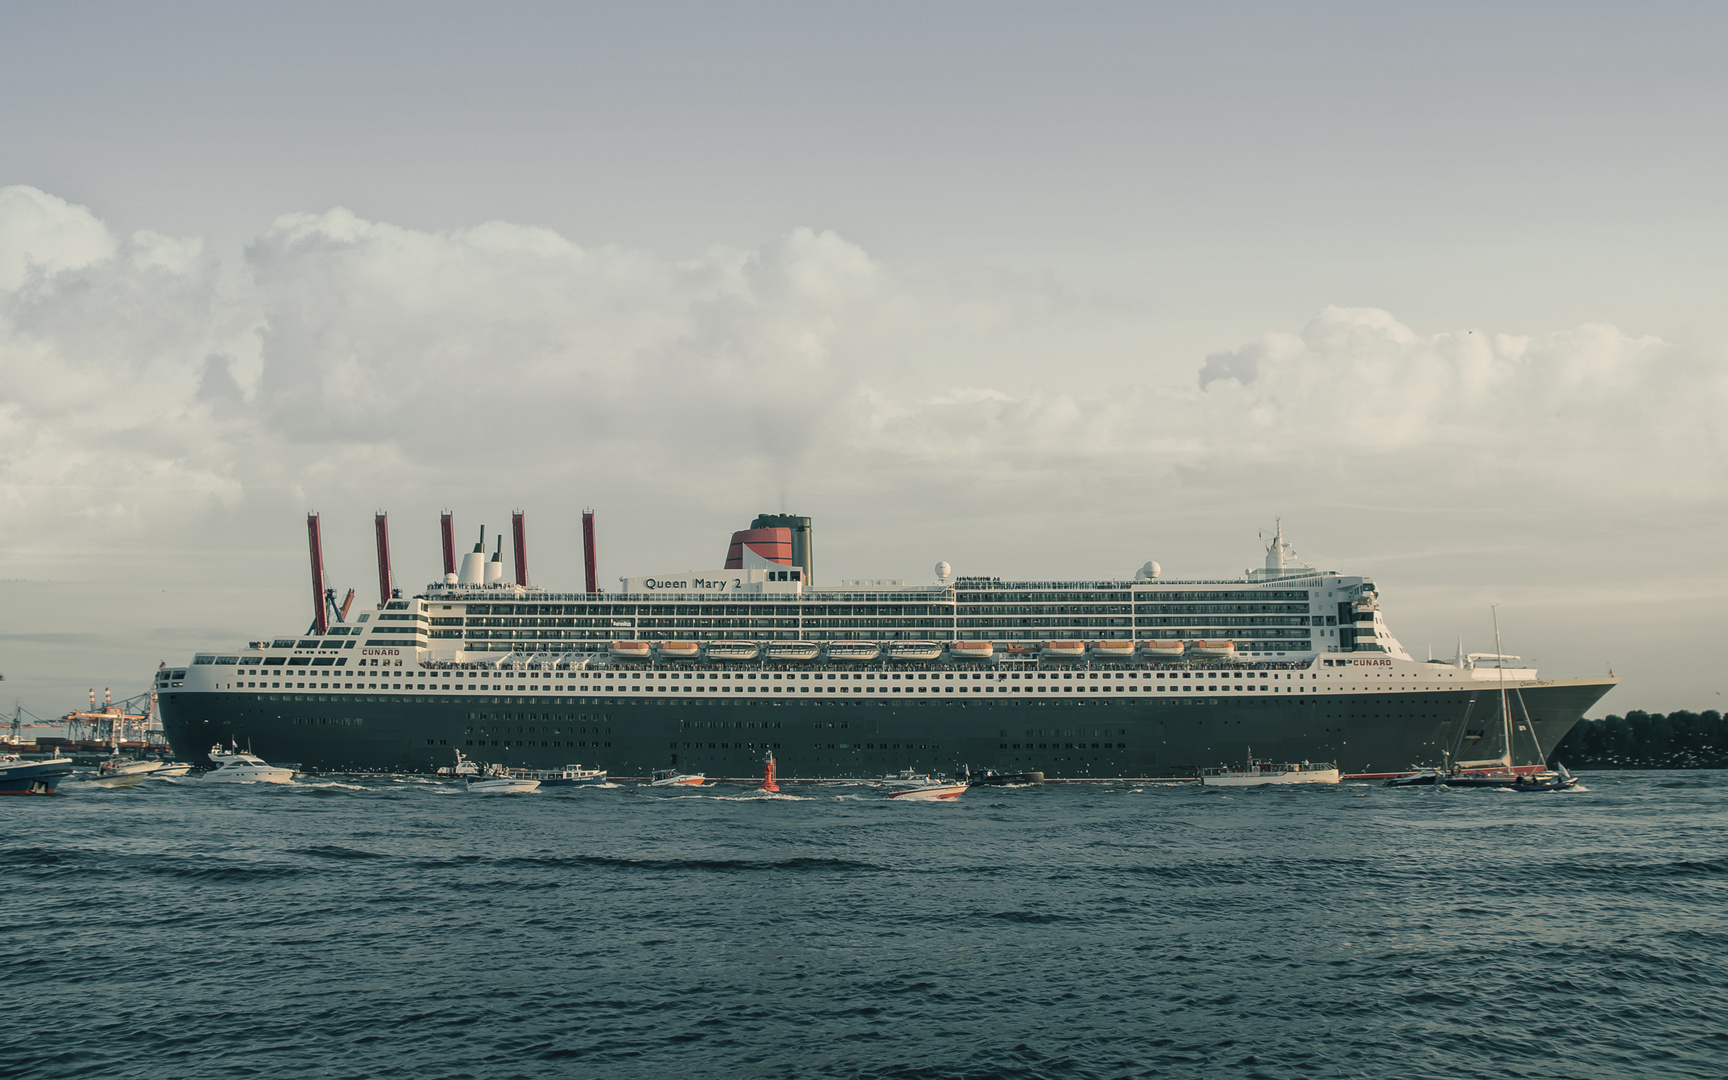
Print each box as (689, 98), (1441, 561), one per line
(289, 845), (387, 860)
(490, 853), (884, 873)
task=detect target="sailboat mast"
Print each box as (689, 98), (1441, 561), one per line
(1492, 605), (1512, 771)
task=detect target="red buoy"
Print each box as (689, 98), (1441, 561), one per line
(758, 751), (779, 793)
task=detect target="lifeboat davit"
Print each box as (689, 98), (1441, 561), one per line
(948, 641), (994, 661)
(826, 641), (881, 661)
(706, 641), (760, 661)
(656, 642), (700, 660)
(887, 641), (943, 662)
(609, 641), (651, 660)
(1090, 641), (1134, 660)
(766, 641), (820, 662)
(1141, 640), (1186, 660)
(1041, 641), (1086, 660)
(1189, 640), (1238, 661)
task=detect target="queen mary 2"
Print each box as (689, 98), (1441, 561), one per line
(156, 513), (1618, 780)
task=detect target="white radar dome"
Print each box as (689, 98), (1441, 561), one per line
(1134, 560), (1162, 580)
(935, 561), (952, 581)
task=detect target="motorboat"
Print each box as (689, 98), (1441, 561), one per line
(464, 761), (541, 793)
(0, 753), (76, 796)
(648, 770), (707, 787)
(1090, 641), (1135, 661)
(1384, 768), (1440, 788)
(436, 749), (481, 777)
(466, 775), (540, 794)
(1189, 640), (1238, 661)
(609, 641), (652, 660)
(1040, 641), (1086, 660)
(706, 641), (761, 661)
(825, 641), (881, 661)
(1141, 640), (1185, 660)
(964, 768), (1045, 787)
(886, 641), (943, 662)
(150, 761), (194, 778)
(887, 782), (967, 801)
(85, 756), (163, 789)
(765, 642), (820, 662)
(202, 750), (294, 785)
(947, 641), (994, 661)
(538, 765), (608, 787)
(656, 642), (700, 660)
(1201, 749), (1339, 787)
(876, 769), (934, 789)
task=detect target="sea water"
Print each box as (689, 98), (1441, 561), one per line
(5, 773), (1726, 1079)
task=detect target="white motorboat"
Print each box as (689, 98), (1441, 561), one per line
(887, 782), (967, 801)
(876, 768), (934, 788)
(436, 749), (481, 777)
(466, 775), (540, 794)
(1200, 749), (1339, 787)
(648, 770), (707, 787)
(202, 750), (294, 784)
(150, 762), (194, 778)
(84, 756), (163, 789)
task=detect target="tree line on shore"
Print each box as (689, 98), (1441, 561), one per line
(1551, 711), (1727, 769)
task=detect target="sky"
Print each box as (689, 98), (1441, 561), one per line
(2, 2), (1725, 721)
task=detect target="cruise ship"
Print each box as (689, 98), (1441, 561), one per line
(156, 514), (1619, 780)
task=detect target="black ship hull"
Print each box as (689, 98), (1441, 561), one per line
(160, 677), (1615, 780)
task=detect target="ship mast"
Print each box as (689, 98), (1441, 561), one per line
(1492, 605), (1512, 772)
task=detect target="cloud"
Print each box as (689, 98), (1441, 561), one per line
(0, 186), (118, 290)
(2, 185), (1724, 577)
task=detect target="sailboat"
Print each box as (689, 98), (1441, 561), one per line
(1392, 608), (1578, 792)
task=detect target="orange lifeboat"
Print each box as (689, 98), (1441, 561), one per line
(1041, 641), (1086, 660)
(1189, 640), (1238, 661)
(948, 641), (994, 661)
(609, 641), (651, 660)
(1090, 641), (1135, 660)
(1141, 641), (1186, 661)
(656, 642), (700, 660)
